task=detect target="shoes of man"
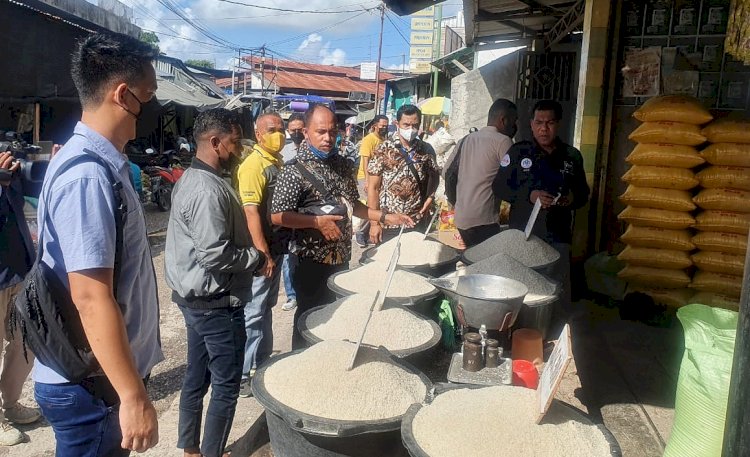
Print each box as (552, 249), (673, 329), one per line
(238, 378), (253, 398)
(282, 298), (297, 311)
(4, 404), (41, 425)
(355, 231), (369, 248)
(0, 420), (24, 446)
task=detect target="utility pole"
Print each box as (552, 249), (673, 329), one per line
(432, 4), (443, 97)
(402, 54), (405, 75)
(374, 2), (385, 115)
(260, 46), (266, 97)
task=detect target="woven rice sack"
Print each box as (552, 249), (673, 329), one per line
(618, 246), (693, 269)
(618, 265), (692, 288)
(628, 287), (693, 308)
(696, 166), (750, 191)
(622, 166), (699, 190)
(702, 119), (750, 144)
(693, 188), (750, 213)
(694, 211), (750, 235)
(692, 231), (748, 255)
(690, 271), (743, 299)
(634, 95), (713, 125)
(618, 206), (696, 229)
(700, 143), (750, 167)
(690, 292), (740, 311)
(626, 144), (704, 168)
(619, 185), (696, 211)
(629, 122), (707, 146)
(621, 225), (696, 251)
(692, 251), (745, 276)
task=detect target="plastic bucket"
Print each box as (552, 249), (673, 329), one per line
(327, 268), (442, 318)
(359, 244), (461, 278)
(400, 384), (622, 457)
(297, 299), (443, 371)
(252, 348), (433, 457)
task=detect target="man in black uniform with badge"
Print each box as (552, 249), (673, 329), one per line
(495, 99), (590, 315)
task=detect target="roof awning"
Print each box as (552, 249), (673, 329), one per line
(156, 76), (226, 110)
(432, 47), (475, 77)
(464, 0), (585, 50)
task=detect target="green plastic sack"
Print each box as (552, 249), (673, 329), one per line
(664, 304), (738, 457)
(436, 299), (457, 351)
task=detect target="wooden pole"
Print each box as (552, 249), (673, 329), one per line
(722, 229), (750, 456)
(374, 3), (385, 114)
(33, 102), (40, 144)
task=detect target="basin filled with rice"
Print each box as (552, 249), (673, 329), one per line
(328, 262), (440, 311)
(298, 294), (441, 360)
(253, 340), (431, 457)
(463, 229), (561, 274)
(361, 232), (461, 276)
(401, 385), (621, 457)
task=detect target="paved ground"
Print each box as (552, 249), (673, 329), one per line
(5, 207), (678, 456)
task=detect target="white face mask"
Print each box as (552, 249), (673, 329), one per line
(399, 127), (418, 143)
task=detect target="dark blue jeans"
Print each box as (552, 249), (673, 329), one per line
(178, 305), (246, 457)
(35, 382), (129, 457)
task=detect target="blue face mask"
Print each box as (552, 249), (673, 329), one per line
(309, 143), (335, 160)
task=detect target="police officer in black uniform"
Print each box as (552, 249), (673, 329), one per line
(495, 100), (590, 314)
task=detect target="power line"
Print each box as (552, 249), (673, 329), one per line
(385, 10), (410, 45)
(216, 0), (379, 14)
(266, 10), (371, 47)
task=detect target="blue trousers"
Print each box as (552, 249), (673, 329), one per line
(281, 253), (297, 301)
(242, 254), (282, 377)
(177, 305), (245, 457)
(35, 382), (129, 457)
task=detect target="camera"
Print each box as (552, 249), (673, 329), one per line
(0, 131), (48, 197)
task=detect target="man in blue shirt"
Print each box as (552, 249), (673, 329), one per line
(34, 33), (162, 456)
(0, 150), (42, 446)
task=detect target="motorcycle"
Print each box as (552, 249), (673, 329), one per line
(143, 164), (184, 211)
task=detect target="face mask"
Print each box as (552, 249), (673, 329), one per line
(123, 88), (146, 120)
(399, 127), (418, 144)
(262, 131), (285, 153)
(309, 143), (334, 160)
(290, 131), (304, 145)
(220, 152), (241, 172)
(378, 127), (388, 138)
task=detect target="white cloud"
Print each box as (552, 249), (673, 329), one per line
(295, 33), (347, 66)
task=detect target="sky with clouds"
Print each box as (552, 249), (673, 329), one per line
(90, 0), (462, 70)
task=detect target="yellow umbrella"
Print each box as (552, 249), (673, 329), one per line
(417, 97), (452, 116)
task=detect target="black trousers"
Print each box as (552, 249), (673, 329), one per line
(458, 223), (502, 249)
(291, 258), (349, 349)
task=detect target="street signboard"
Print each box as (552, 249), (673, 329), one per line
(360, 62), (377, 81)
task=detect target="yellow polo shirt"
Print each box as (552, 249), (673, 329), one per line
(237, 144), (283, 206)
(357, 132), (383, 180)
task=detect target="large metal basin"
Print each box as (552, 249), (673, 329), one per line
(428, 274), (528, 330)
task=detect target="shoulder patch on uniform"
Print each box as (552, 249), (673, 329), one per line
(521, 157), (533, 169)
(500, 155), (511, 167)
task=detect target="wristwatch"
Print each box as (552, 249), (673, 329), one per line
(379, 210), (388, 224)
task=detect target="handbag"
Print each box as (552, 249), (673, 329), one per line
(9, 148), (125, 383)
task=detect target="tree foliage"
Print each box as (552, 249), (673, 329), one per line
(185, 59), (215, 69)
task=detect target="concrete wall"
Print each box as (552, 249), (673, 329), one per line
(38, 0), (140, 37)
(449, 51), (518, 138)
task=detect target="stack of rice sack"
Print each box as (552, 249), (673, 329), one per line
(690, 119), (750, 310)
(617, 96), (712, 308)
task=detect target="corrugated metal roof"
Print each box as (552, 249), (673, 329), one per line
(464, 0), (579, 45)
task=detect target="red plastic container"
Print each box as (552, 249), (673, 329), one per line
(512, 359), (539, 389)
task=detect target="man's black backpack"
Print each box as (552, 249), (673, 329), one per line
(443, 134), (470, 207)
(9, 148), (126, 383)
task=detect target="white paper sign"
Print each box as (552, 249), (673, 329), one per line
(537, 324), (572, 423)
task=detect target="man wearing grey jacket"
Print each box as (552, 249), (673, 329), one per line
(165, 108), (265, 457)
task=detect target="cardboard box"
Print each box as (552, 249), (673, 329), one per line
(437, 229), (465, 250)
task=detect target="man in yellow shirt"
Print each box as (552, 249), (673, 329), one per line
(236, 112), (289, 397)
(355, 114), (389, 247)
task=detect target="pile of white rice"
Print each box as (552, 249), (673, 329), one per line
(371, 232), (456, 266)
(463, 229), (561, 269)
(303, 294), (435, 351)
(263, 341), (428, 421)
(464, 252), (558, 304)
(333, 262), (436, 298)
(411, 386), (613, 457)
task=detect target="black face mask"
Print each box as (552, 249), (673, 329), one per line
(220, 152), (242, 172)
(378, 127), (388, 138)
(290, 131), (304, 145)
(123, 88), (146, 120)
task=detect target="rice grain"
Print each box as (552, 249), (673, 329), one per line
(333, 262), (436, 298)
(371, 232), (456, 266)
(463, 229), (561, 269)
(464, 252), (558, 304)
(263, 341), (428, 421)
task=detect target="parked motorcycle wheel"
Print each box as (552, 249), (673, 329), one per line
(156, 185), (172, 211)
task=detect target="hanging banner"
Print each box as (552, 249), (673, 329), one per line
(410, 61), (432, 73)
(413, 6), (434, 16)
(410, 31), (433, 45)
(621, 47), (662, 97)
(726, 0), (750, 64)
(411, 17), (434, 30)
(410, 46), (433, 59)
